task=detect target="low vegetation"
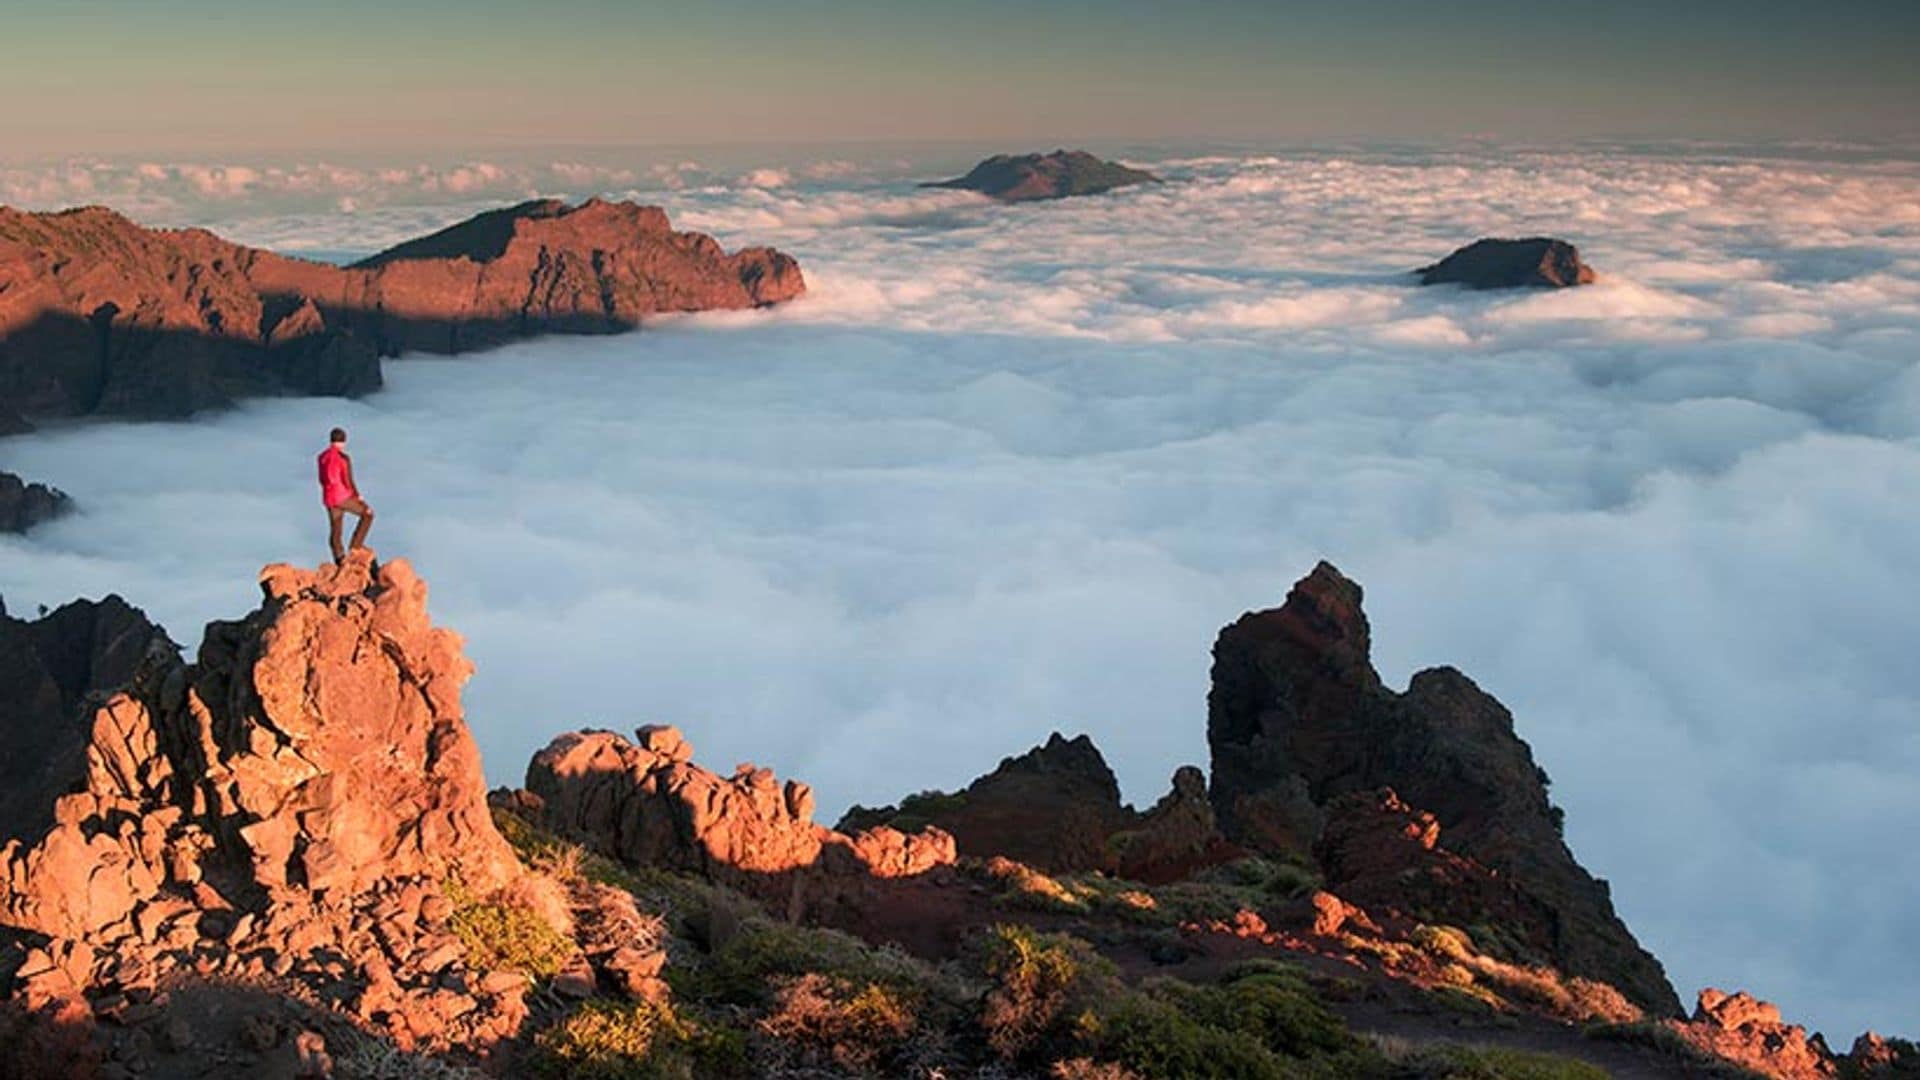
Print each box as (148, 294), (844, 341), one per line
(444, 878), (574, 982)
(532, 999), (744, 1079)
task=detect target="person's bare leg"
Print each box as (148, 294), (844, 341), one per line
(347, 499), (374, 551)
(327, 506), (347, 564)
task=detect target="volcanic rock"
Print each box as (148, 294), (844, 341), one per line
(523, 725), (956, 914)
(0, 198), (805, 420)
(839, 734), (1236, 882)
(1108, 765), (1241, 883)
(0, 470), (72, 533)
(922, 150), (1161, 201)
(1661, 989), (1839, 1080)
(0, 550), (539, 1058)
(1206, 561), (1680, 1015)
(841, 733), (1134, 873)
(1417, 237), (1596, 288)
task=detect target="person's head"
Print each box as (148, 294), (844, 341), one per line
(330, 427), (347, 447)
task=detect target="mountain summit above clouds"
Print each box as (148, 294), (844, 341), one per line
(923, 149), (1162, 201)
(0, 198), (804, 422)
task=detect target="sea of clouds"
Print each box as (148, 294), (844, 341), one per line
(3, 144), (1918, 1037)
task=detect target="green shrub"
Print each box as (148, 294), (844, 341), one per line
(533, 999), (744, 1079)
(1087, 993), (1286, 1079)
(682, 917), (942, 1007)
(980, 924), (1094, 1059)
(445, 879), (573, 981)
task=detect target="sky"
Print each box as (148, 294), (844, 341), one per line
(4, 144), (1918, 1039)
(1, 0), (1917, 156)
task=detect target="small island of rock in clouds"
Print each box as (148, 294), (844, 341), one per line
(3, 1), (1918, 1074)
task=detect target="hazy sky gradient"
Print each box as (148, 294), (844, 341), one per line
(3, 0), (1916, 156)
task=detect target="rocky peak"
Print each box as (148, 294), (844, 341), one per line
(1206, 561), (1681, 1015)
(0, 550), (543, 1062)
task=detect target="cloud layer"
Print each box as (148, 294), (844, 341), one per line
(3, 146), (1918, 1040)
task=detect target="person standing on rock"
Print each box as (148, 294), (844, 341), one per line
(318, 427), (374, 564)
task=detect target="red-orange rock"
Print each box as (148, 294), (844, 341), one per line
(0, 549), (539, 1061)
(523, 725), (955, 907)
(0, 198), (805, 420)
(1663, 988), (1839, 1080)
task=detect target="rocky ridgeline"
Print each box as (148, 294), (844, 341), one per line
(0, 198), (805, 421)
(0, 555), (1910, 1079)
(838, 733), (1235, 885)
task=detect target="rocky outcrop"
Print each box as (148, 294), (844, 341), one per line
(1206, 561), (1680, 1016)
(1659, 989), (1839, 1080)
(922, 150), (1161, 201)
(1313, 788), (1561, 959)
(0, 198), (805, 420)
(839, 733), (1236, 883)
(841, 733), (1135, 874)
(522, 724), (956, 916)
(0, 594), (176, 846)
(0, 551), (550, 1064)
(1417, 237), (1596, 289)
(0, 469), (72, 533)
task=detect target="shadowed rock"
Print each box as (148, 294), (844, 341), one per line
(922, 150), (1161, 201)
(0, 198), (805, 420)
(0, 470), (72, 533)
(841, 733), (1237, 883)
(1418, 237), (1596, 288)
(1206, 561), (1681, 1016)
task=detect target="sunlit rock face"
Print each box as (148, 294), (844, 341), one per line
(0, 198), (804, 419)
(0, 550), (538, 1060)
(523, 723), (956, 911)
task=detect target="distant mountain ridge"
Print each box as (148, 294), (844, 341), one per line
(0, 198), (804, 422)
